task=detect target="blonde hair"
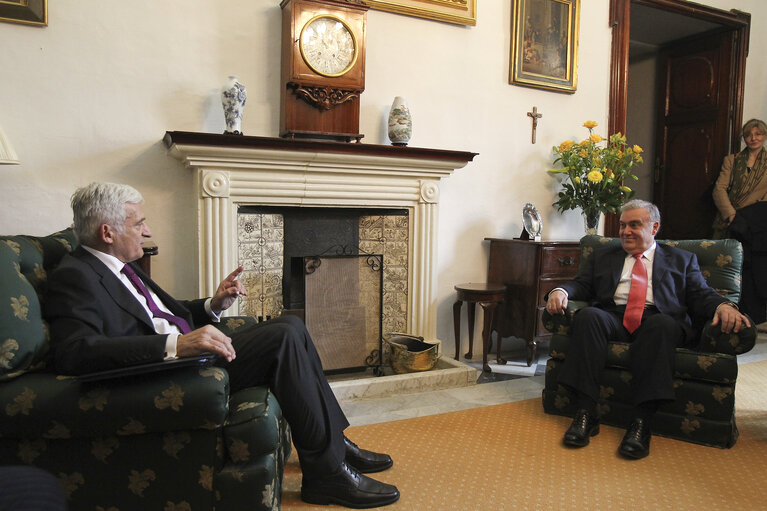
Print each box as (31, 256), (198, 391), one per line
(742, 118), (767, 138)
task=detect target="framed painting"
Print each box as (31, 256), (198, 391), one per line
(510, 0), (579, 93)
(0, 0), (47, 27)
(366, 0), (476, 26)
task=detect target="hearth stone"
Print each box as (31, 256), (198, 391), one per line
(329, 355), (478, 402)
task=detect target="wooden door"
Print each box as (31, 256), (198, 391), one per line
(653, 32), (734, 239)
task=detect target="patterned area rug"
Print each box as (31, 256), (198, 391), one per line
(282, 359), (767, 510)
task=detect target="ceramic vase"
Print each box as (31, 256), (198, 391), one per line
(583, 210), (601, 235)
(387, 96), (412, 146)
(221, 76), (247, 135)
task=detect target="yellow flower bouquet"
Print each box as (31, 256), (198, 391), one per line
(548, 121), (642, 231)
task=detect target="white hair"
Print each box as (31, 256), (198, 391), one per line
(621, 199), (661, 227)
(71, 182), (143, 246)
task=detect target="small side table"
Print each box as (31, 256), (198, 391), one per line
(453, 282), (506, 372)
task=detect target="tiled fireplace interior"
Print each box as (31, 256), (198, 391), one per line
(236, 207), (410, 372)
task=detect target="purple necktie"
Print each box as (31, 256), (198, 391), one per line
(121, 264), (192, 334)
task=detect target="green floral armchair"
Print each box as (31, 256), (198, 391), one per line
(0, 229), (291, 510)
(542, 235), (757, 448)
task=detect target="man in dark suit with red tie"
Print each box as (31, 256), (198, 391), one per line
(545, 199), (750, 459)
(44, 182), (400, 508)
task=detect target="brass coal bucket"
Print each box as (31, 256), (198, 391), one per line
(384, 333), (440, 374)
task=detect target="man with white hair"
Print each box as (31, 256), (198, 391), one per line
(44, 182), (400, 508)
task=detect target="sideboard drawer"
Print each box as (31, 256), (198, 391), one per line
(540, 246), (580, 277)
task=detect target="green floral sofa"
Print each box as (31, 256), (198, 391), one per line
(0, 229), (291, 510)
(542, 235), (757, 448)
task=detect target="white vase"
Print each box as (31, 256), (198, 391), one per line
(387, 96), (412, 146)
(221, 76), (247, 135)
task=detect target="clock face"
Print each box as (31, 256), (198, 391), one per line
(299, 15), (358, 77)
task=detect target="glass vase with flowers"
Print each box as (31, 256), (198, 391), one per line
(548, 121), (643, 234)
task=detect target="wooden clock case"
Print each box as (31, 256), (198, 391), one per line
(279, 0), (368, 142)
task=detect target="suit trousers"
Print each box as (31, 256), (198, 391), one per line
(740, 263), (767, 324)
(558, 306), (692, 407)
(217, 315), (348, 479)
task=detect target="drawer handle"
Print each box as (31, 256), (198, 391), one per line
(557, 256), (576, 266)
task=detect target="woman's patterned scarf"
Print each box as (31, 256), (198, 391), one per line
(728, 146), (767, 209)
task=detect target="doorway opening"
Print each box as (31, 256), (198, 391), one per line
(609, 0), (750, 239)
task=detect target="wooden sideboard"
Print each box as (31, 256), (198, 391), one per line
(485, 238), (580, 365)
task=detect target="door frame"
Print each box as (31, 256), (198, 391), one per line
(606, 0), (750, 236)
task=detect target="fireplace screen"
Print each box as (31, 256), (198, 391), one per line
(300, 254), (383, 373)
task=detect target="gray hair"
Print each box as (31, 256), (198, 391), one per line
(621, 199), (660, 226)
(71, 182), (143, 246)
(742, 118), (767, 138)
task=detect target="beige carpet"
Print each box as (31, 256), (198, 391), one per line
(282, 359), (767, 510)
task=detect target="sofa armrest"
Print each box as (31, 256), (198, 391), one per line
(542, 300), (588, 336)
(224, 386), (284, 463)
(698, 314), (757, 355)
(0, 367), (230, 439)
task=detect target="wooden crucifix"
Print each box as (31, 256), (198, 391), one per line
(527, 106), (542, 144)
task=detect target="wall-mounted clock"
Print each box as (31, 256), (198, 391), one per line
(279, 0), (368, 142)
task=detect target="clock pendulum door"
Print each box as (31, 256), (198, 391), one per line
(279, 0), (368, 142)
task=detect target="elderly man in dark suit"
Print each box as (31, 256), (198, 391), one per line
(545, 199), (750, 459)
(44, 182), (399, 509)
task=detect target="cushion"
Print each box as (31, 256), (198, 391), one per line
(0, 230), (77, 379)
(0, 240), (47, 379)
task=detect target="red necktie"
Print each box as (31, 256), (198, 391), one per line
(121, 264), (192, 334)
(623, 254), (647, 333)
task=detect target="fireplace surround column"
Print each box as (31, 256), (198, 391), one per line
(164, 132), (476, 339)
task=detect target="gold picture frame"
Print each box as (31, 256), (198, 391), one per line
(510, 0), (579, 93)
(366, 0), (476, 26)
(0, 0), (47, 27)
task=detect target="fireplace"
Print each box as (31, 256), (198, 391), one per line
(163, 131), (476, 345)
(237, 205), (408, 373)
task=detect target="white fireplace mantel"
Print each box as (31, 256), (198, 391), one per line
(164, 131), (476, 339)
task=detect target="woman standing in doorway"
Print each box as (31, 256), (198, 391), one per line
(711, 118), (767, 238)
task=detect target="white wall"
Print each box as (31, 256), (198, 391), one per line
(1, 0), (766, 351)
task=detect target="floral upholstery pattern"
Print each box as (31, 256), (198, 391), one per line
(541, 235), (757, 448)
(0, 229), (291, 510)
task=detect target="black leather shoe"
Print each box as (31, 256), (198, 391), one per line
(619, 418), (651, 459)
(563, 409), (600, 447)
(301, 462), (400, 509)
(344, 436), (393, 473)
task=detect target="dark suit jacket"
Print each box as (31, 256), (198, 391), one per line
(44, 246), (212, 375)
(559, 243), (727, 334)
